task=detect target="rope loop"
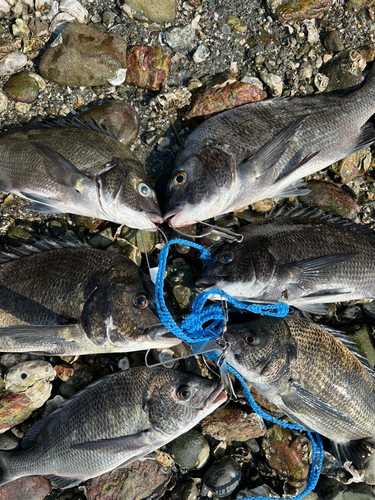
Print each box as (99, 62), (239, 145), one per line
(154, 238), (324, 500)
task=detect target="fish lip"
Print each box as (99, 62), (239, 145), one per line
(145, 325), (182, 346)
(202, 382), (227, 410)
(163, 203), (185, 225)
(147, 212), (163, 224)
(195, 275), (218, 290)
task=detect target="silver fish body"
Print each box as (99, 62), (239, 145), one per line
(196, 210), (375, 314)
(223, 315), (375, 465)
(0, 239), (180, 355)
(164, 64), (375, 227)
(0, 119), (162, 231)
(0, 366), (227, 488)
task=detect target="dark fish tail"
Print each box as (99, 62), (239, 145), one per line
(0, 451), (14, 486)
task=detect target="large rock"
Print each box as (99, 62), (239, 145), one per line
(0, 476), (52, 500)
(39, 22), (127, 86)
(85, 460), (172, 500)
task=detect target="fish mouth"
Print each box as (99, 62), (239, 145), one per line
(163, 203), (188, 227)
(195, 275), (219, 290)
(145, 325), (182, 346)
(202, 382), (227, 410)
(147, 211), (164, 225)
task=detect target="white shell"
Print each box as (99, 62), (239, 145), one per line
(34, 0), (51, 11)
(49, 12), (75, 32)
(0, 52), (27, 76)
(0, 0), (11, 14)
(107, 67), (127, 86)
(59, 0), (88, 23)
(0, 90), (8, 116)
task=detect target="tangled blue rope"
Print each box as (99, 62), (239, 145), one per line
(155, 238), (324, 500)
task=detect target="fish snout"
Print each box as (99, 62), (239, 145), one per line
(163, 203), (186, 227)
(195, 275), (218, 290)
(146, 211), (163, 225)
(202, 382), (227, 410)
(144, 324), (182, 346)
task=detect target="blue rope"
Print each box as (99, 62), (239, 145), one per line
(155, 238), (324, 500)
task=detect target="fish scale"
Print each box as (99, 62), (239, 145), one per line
(164, 63), (375, 227)
(0, 366), (226, 488)
(224, 315), (375, 466)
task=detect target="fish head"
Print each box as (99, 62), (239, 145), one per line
(196, 242), (259, 298)
(82, 263), (181, 350)
(224, 317), (295, 384)
(163, 147), (237, 227)
(97, 158), (162, 231)
(145, 367), (227, 436)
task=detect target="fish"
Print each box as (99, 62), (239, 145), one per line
(196, 208), (375, 314)
(222, 314), (375, 466)
(0, 118), (162, 231)
(163, 63), (375, 227)
(0, 238), (181, 355)
(0, 366), (227, 488)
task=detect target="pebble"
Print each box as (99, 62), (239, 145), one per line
(85, 459), (172, 500)
(202, 456), (242, 498)
(193, 44), (209, 63)
(54, 362), (94, 389)
(321, 49), (366, 92)
(43, 394), (65, 417)
(237, 484), (280, 498)
(39, 22), (127, 86)
(166, 428), (210, 470)
(200, 407), (266, 442)
(165, 24), (196, 51)
(125, 46), (171, 91)
(324, 30), (345, 52)
(0, 353), (21, 368)
(3, 72), (39, 103)
(299, 180), (358, 220)
(0, 51), (27, 77)
(78, 100), (140, 146)
(118, 356), (130, 371)
(122, 0), (175, 24)
(0, 90), (7, 115)
(350, 323), (375, 369)
(0, 476), (52, 500)
(0, 0), (10, 14)
(330, 148), (372, 185)
(0, 430), (19, 450)
(167, 481), (199, 500)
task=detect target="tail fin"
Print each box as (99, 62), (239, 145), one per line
(0, 451), (14, 487)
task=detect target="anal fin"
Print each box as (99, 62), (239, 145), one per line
(45, 474), (83, 489)
(331, 439), (374, 467)
(347, 121), (375, 155)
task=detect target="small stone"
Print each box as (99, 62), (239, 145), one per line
(165, 24), (196, 51)
(122, 0), (175, 24)
(331, 147), (371, 184)
(251, 199), (274, 212)
(0, 431), (19, 450)
(168, 481), (199, 500)
(259, 71), (283, 97)
(54, 362), (94, 389)
(59, 0), (88, 23)
(4, 72), (39, 104)
(29, 17), (48, 36)
(0, 90), (7, 115)
(125, 46), (171, 92)
(85, 460), (172, 500)
(346, 0), (375, 12)
(299, 180), (358, 220)
(118, 356), (130, 371)
(324, 30), (345, 52)
(362, 301), (375, 322)
(275, 0), (334, 22)
(202, 456), (241, 498)
(120, 226), (157, 254)
(193, 44), (209, 63)
(15, 101), (30, 114)
(107, 238), (142, 266)
(43, 395), (65, 417)
(12, 18), (29, 39)
(262, 425), (311, 487)
(0, 52), (27, 77)
(351, 324), (375, 369)
(238, 484), (280, 498)
(304, 19), (319, 44)
(0, 476), (52, 500)
(78, 100), (140, 146)
(59, 382), (77, 398)
(0, 354), (21, 369)
(226, 15), (247, 32)
(184, 81), (266, 124)
(321, 49), (366, 92)
(166, 429), (210, 470)
(314, 72), (329, 92)
(0, 0), (10, 14)
(40, 22), (127, 87)
(200, 407), (266, 442)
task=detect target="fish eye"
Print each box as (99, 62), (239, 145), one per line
(174, 172), (187, 186)
(138, 182), (152, 197)
(244, 332), (258, 346)
(132, 293), (149, 309)
(220, 251), (234, 264)
(176, 385), (192, 400)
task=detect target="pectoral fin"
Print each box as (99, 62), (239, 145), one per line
(0, 324), (77, 353)
(282, 385), (352, 423)
(70, 429), (153, 454)
(21, 192), (72, 214)
(32, 142), (88, 191)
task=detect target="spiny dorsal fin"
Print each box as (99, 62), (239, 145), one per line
(0, 236), (88, 264)
(0, 116), (118, 141)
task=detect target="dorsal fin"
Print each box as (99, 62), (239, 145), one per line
(321, 325), (375, 379)
(0, 116), (117, 141)
(269, 205), (375, 237)
(0, 236), (88, 264)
